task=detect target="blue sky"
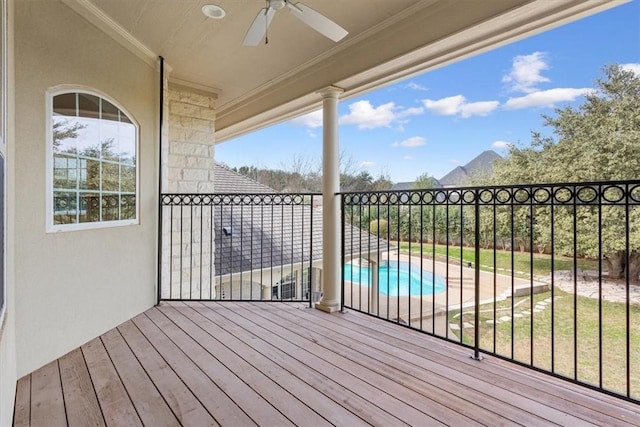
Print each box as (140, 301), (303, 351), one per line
(216, 1), (640, 183)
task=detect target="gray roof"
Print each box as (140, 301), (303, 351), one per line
(213, 164), (276, 193)
(392, 179), (442, 191)
(212, 165), (390, 276)
(390, 182), (415, 191)
(439, 150), (501, 187)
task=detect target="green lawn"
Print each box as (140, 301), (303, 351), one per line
(397, 242), (598, 278)
(448, 289), (640, 399)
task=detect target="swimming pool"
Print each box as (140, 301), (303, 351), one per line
(343, 261), (446, 297)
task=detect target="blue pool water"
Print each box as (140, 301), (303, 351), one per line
(344, 261), (446, 297)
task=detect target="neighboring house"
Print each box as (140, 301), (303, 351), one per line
(391, 181), (426, 191)
(209, 164), (390, 301)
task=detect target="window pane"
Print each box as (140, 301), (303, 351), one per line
(81, 159), (100, 190)
(102, 194), (119, 221)
(120, 113), (132, 124)
(101, 99), (119, 122)
(78, 93), (99, 119)
(52, 116), (80, 154)
(119, 122), (136, 164)
(79, 193), (100, 223)
(53, 191), (77, 224)
(53, 154), (75, 189)
(100, 119), (119, 161)
(121, 195), (135, 220)
(121, 165), (135, 192)
(102, 162), (118, 191)
(75, 117), (100, 156)
(53, 93), (76, 116)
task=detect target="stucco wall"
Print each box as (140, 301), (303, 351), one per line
(14, 0), (157, 376)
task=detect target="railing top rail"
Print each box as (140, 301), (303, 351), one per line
(338, 179), (640, 207)
(337, 179), (640, 195)
(160, 192), (321, 206)
(161, 192), (322, 196)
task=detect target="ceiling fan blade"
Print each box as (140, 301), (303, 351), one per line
(286, 2), (348, 42)
(243, 7), (276, 46)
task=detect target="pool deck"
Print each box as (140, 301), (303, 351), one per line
(344, 252), (546, 329)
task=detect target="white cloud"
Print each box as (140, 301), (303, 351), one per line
(359, 161), (376, 169)
(423, 95), (465, 115)
(406, 82), (428, 91)
(505, 88), (593, 109)
(403, 156), (413, 160)
(340, 101), (396, 129)
(290, 110), (323, 128)
(397, 106), (425, 118)
(502, 52), (550, 93)
(459, 101), (500, 118)
(449, 159), (460, 165)
(422, 95), (499, 118)
(621, 63), (640, 75)
(339, 100), (424, 130)
(491, 140), (512, 149)
(391, 136), (426, 148)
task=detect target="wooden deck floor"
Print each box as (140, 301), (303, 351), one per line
(13, 301), (640, 426)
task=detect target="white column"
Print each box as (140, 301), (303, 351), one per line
(315, 86), (343, 313)
(370, 259), (379, 315)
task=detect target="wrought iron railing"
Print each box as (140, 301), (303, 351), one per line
(340, 180), (640, 403)
(159, 193), (320, 304)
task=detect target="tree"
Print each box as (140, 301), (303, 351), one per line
(492, 65), (640, 281)
(52, 119), (86, 150)
(372, 172), (393, 191)
(412, 172), (438, 190)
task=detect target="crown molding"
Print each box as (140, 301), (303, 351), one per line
(61, 0), (161, 70)
(169, 77), (221, 99)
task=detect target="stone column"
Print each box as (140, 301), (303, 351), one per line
(161, 82), (217, 299)
(315, 86), (343, 313)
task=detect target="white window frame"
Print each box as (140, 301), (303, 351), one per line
(46, 87), (140, 233)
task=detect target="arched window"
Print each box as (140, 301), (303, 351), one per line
(48, 90), (138, 231)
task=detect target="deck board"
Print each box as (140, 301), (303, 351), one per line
(245, 301), (548, 426)
(221, 301), (464, 426)
(210, 302), (443, 426)
(29, 361), (66, 427)
(116, 319), (218, 427)
(186, 302), (406, 426)
(99, 328), (179, 427)
(14, 301), (640, 427)
(13, 375), (31, 427)
(326, 306), (640, 426)
(58, 348), (105, 427)
(161, 303), (339, 426)
(311, 306), (640, 425)
(140, 308), (281, 426)
(80, 338), (143, 427)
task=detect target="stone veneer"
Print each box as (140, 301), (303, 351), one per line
(161, 82), (217, 299)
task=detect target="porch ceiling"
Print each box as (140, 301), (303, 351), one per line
(65, 0), (625, 141)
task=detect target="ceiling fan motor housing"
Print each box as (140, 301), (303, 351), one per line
(270, 0), (286, 10)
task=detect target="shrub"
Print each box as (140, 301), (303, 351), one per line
(369, 219), (389, 238)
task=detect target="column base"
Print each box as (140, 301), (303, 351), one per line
(314, 301), (341, 313)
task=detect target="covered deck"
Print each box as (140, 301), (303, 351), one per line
(13, 302), (640, 426)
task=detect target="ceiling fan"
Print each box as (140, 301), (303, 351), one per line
(243, 0), (348, 46)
